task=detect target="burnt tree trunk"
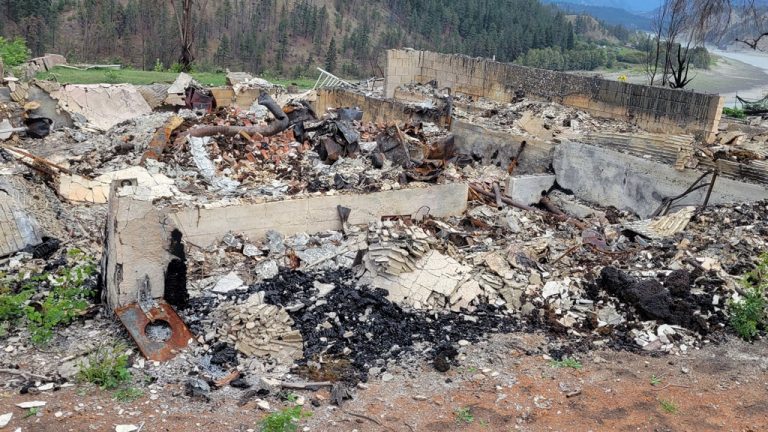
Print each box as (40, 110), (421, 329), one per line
(171, 0), (195, 72)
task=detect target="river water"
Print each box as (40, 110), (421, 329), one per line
(710, 48), (768, 106)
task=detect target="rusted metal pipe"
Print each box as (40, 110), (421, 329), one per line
(188, 92), (289, 138)
(469, 182), (587, 229)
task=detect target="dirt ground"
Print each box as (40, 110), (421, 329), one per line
(2, 333), (766, 432)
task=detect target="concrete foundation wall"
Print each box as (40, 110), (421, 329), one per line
(313, 88), (450, 127)
(553, 141), (768, 218)
(170, 183), (468, 248)
(105, 183), (469, 309)
(385, 50), (723, 141)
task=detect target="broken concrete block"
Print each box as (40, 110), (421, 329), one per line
(554, 141), (768, 218)
(58, 166), (177, 204)
(506, 174), (555, 205)
(49, 84), (152, 131)
(547, 190), (599, 219)
(254, 260), (279, 280)
(483, 252), (512, 278)
(103, 182), (171, 309)
(542, 280), (568, 299)
(212, 272), (245, 294)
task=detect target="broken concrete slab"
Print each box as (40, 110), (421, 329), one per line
(58, 166), (177, 204)
(168, 72), (194, 95)
(212, 272), (246, 294)
(506, 174), (555, 205)
(24, 84), (74, 129)
(554, 141), (768, 218)
(623, 206), (696, 239)
(226, 71), (254, 86)
(49, 84), (152, 131)
(0, 178), (43, 257)
(373, 250), (474, 310)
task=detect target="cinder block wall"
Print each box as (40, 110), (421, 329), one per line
(385, 50), (724, 141)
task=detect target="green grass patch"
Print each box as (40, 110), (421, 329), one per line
(729, 253), (767, 340)
(259, 404), (312, 432)
(454, 407), (474, 424)
(549, 357), (583, 369)
(36, 67), (319, 90)
(650, 375), (662, 386)
(77, 343), (132, 390)
(113, 387), (144, 403)
(659, 399), (678, 414)
(37, 67), (227, 87)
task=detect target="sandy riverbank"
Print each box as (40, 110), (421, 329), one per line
(598, 52), (768, 106)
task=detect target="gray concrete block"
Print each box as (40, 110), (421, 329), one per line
(553, 141), (768, 218)
(548, 190), (603, 219)
(452, 120), (554, 173)
(506, 174), (556, 205)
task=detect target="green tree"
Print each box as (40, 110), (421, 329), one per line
(215, 34), (231, 66)
(0, 36), (29, 66)
(325, 37), (337, 72)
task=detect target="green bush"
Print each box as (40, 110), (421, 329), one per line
(259, 403), (311, 432)
(729, 253), (767, 340)
(104, 69), (120, 83)
(0, 36), (30, 66)
(723, 107), (747, 119)
(0, 249), (97, 345)
(169, 62), (189, 73)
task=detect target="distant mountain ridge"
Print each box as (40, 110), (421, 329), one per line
(547, 1), (653, 30)
(544, 0), (663, 12)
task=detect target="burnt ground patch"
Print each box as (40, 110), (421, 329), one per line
(247, 269), (521, 383)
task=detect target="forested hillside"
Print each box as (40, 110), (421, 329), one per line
(0, 0), (575, 77)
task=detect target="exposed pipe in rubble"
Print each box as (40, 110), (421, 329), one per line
(469, 182), (587, 230)
(188, 91), (289, 138)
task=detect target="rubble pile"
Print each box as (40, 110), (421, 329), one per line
(168, 194), (768, 391)
(215, 292), (303, 361)
(394, 81), (640, 139)
(35, 94), (468, 204)
(1, 69), (767, 419)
